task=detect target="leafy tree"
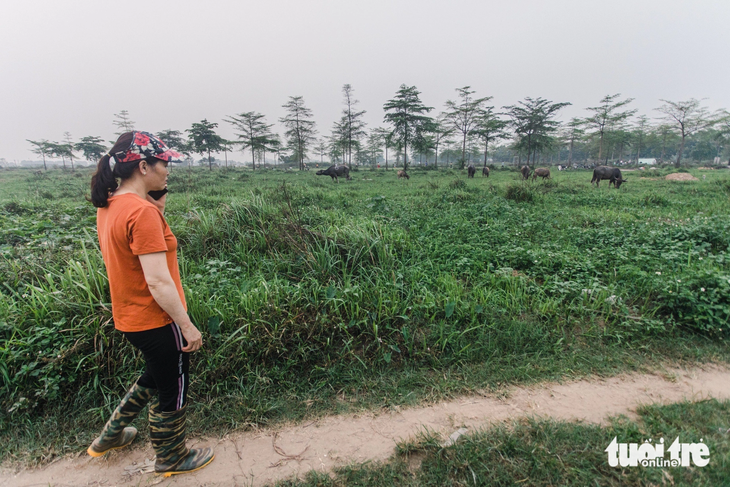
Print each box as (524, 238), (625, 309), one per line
(421, 116), (454, 168)
(186, 119), (224, 170)
(280, 96), (317, 170)
(443, 86), (492, 168)
(716, 111), (730, 164)
(473, 108), (508, 168)
(75, 136), (108, 165)
(156, 129), (187, 153)
(633, 115), (651, 162)
(365, 130), (383, 166)
(383, 84), (433, 171)
(341, 84), (367, 168)
(27, 139), (52, 170)
(370, 127), (394, 169)
(225, 112), (278, 170)
(326, 133), (345, 165)
(112, 110), (135, 135)
(61, 132), (77, 171)
(563, 118), (585, 167)
(656, 99), (718, 166)
(313, 139), (328, 165)
(606, 124), (632, 162)
(584, 94), (636, 163)
(50, 140), (75, 170)
(155, 130), (188, 171)
(653, 124), (677, 164)
(504, 97), (571, 166)
(329, 116), (349, 165)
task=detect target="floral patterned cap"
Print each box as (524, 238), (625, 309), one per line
(114, 131), (183, 163)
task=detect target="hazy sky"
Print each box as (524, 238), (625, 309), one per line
(1, 0), (728, 163)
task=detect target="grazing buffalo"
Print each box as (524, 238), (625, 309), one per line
(533, 167), (550, 181)
(521, 165), (531, 180)
(316, 164), (352, 182)
(397, 170), (410, 179)
(482, 166), (490, 177)
(591, 166), (627, 188)
(467, 164), (476, 178)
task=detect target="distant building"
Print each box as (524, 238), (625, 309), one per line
(638, 158), (657, 165)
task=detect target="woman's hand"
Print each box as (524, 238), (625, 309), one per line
(179, 322), (203, 352)
(145, 192), (167, 214)
(139, 252), (202, 352)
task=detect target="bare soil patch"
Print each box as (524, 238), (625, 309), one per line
(3, 364), (729, 487)
(665, 173), (699, 181)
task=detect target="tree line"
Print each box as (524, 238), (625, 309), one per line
(24, 87), (730, 171)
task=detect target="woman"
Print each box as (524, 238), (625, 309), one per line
(87, 131), (214, 476)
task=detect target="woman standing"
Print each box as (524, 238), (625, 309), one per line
(87, 131), (214, 476)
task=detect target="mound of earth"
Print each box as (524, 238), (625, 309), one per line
(665, 173), (698, 181)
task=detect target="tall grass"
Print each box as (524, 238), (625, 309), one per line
(0, 166), (729, 463)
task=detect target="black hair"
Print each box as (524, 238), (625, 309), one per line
(89, 132), (160, 208)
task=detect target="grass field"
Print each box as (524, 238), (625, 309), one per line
(280, 398), (730, 486)
(1, 164), (729, 467)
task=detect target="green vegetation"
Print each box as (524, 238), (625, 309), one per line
(279, 399), (730, 486)
(1, 166), (729, 465)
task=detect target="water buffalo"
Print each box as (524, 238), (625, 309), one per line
(533, 167), (550, 181)
(482, 166), (490, 177)
(467, 164), (476, 178)
(316, 164), (352, 182)
(397, 170), (410, 179)
(591, 166), (627, 188)
(521, 165), (531, 180)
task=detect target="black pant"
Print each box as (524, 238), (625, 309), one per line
(124, 322), (189, 412)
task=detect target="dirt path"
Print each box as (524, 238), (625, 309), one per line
(4, 364), (730, 487)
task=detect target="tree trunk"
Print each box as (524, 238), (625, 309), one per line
(598, 131), (604, 162)
(568, 138), (574, 166)
(208, 149), (212, 170)
(461, 132), (467, 169)
(676, 133), (686, 167)
(483, 138), (489, 167)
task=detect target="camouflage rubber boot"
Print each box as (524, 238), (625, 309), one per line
(148, 402), (214, 477)
(87, 382), (156, 457)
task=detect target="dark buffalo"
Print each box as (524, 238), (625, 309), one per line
(521, 165), (531, 180)
(397, 170), (410, 179)
(467, 164), (476, 178)
(533, 167), (550, 181)
(482, 166), (490, 177)
(591, 166), (627, 188)
(316, 164), (352, 182)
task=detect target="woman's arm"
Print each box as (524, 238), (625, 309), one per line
(138, 252), (202, 352)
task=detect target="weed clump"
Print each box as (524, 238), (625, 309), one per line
(504, 183), (534, 202)
(641, 192), (669, 206)
(449, 179), (466, 189)
(3, 201), (26, 215)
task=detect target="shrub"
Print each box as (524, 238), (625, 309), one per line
(504, 183), (535, 203)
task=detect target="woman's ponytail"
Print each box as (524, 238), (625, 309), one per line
(90, 154), (118, 208)
(89, 132), (134, 208)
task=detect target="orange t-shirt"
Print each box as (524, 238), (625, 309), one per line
(96, 193), (187, 332)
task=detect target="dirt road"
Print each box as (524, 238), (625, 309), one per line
(3, 364), (729, 486)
